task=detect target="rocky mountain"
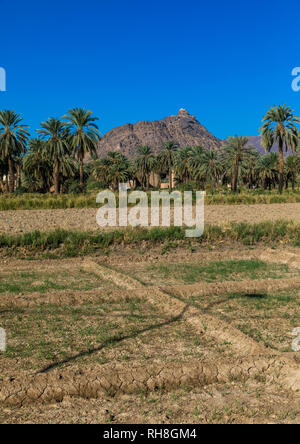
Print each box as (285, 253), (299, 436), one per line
(96, 109), (221, 158)
(247, 136), (293, 157)
(246, 136), (272, 155)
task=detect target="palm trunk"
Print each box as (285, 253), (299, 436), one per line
(278, 138), (284, 194)
(0, 176), (4, 192)
(54, 161), (60, 194)
(16, 164), (21, 189)
(233, 160), (239, 192)
(8, 157), (15, 193)
(79, 158), (84, 187)
(169, 168), (172, 190)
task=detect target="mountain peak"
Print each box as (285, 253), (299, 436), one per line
(96, 111), (221, 158)
(178, 108), (190, 116)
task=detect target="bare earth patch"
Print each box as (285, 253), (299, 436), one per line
(2, 202), (300, 234)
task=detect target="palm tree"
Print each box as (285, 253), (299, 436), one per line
(22, 138), (52, 192)
(93, 152), (130, 191)
(222, 136), (254, 192)
(63, 108), (100, 187)
(24, 137), (75, 193)
(58, 156), (77, 193)
(37, 118), (70, 194)
(174, 146), (192, 184)
(199, 149), (223, 189)
(255, 153), (278, 190)
(128, 161), (139, 189)
(242, 148), (260, 189)
(159, 141), (178, 189)
(92, 158), (109, 184)
(188, 146), (205, 189)
(151, 154), (166, 188)
(0, 110), (29, 192)
(134, 146), (155, 190)
(285, 155), (299, 190)
(260, 104), (300, 194)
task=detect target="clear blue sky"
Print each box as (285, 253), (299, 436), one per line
(1, 0), (299, 140)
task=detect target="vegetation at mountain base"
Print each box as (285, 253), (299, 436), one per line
(1, 105), (300, 197)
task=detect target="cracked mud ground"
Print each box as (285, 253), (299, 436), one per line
(2, 245), (300, 423)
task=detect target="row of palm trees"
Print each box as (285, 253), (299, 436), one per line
(0, 108), (100, 193)
(0, 104), (300, 194)
(92, 140), (300, 192)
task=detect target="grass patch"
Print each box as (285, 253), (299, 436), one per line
(182, 288), (300, 351)
(144, 260), (298, 284)
(0, 269), (110, 294)
(0, 298), (208, 373)
(2, 189), (300, 210)
(0, 193), (98, 210)
(205, 191), (300, 205)
(0, 220), (300, 257)
(0, 298), (161, 370)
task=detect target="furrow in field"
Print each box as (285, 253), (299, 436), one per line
(1, 276), (300, 309)
(0, 357), (280, 407)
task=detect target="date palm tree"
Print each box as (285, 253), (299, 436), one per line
(260, 104), (300, 194)
(159, 141), (178, 189)
(221, 136), (254, 192)
(188, 146), (205, 189)
(93, 152), (130, 191)
(174, 146), (193, 184)
(22, 138), (52, 192)
(199, 149), (223, 189)
(242, 148), (260, 189)
(63, 108), (101, 187)
(255, 153), (278, 190)
(134, 146), (155, 190)
(58, 156), (77, 193)
(0, 110), (29, 192)
(37, 118), (70, 194)
(285, 155), (300, 190)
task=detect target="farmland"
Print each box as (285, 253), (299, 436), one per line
(1, 223), (300, 423)
(3, 202), (300, 235)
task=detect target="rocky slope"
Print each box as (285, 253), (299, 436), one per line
(246, 136), (275, 155)
(247, 136), (297, 158)
(96, 109), (221, 158)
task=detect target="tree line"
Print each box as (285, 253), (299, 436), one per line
(0, 104), (299, 195)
